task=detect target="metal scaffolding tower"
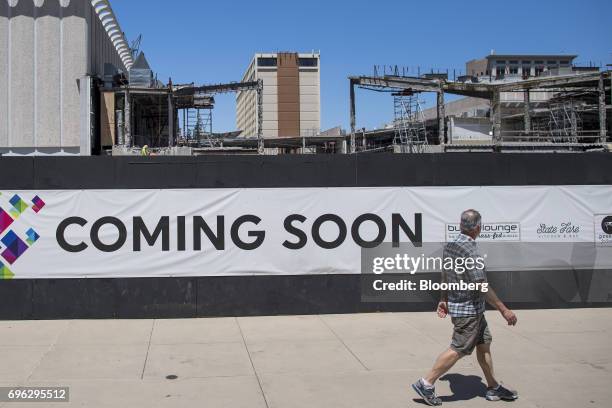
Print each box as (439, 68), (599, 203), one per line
(548, 100), (581, 143)
(174, 80), (264, 153)
(393, 94), (428, 153)
(183, 108), (209, 138)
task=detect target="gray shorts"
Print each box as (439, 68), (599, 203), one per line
(450, 314), (492, 356)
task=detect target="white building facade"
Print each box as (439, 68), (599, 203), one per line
(237, 52), (320, 138)
(0, 0), (133, 155)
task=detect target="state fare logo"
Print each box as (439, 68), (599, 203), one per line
(0, 193), (45, 279)
(536, 221), (581, 240)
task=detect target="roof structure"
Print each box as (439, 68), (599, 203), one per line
(90, 0), (134, 70)
(132, 52), (151, 70)
(485, 54), (578, 60)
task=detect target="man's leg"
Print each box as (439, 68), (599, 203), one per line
(476, 335), (518, 401)
(412, 348), (462, 406)
(412, 316), (473, 406)
(424, 348), (462, 385)
(476, 343), (498, 388)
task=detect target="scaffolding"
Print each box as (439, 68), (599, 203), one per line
(548, 100), (581, 143)
(181, 107), (220, 147)
(393, 94), (428, 153)
(174, 80), (264, 153)
(350, 70), (609, 153)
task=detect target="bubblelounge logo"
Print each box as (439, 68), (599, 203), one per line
(0, 194), (45, 279)
(445, 222), (520, 242)
(602, 216), (612, 235)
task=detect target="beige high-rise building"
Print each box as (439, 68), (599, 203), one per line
(237, 52), (320, 138)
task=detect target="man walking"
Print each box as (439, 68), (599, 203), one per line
(412, 209), (519, 406)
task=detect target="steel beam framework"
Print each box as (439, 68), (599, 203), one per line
(174, 80), (265, 153)
(348, 71), (611, 151)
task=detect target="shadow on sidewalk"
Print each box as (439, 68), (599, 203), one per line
(412, 373), (487, 405)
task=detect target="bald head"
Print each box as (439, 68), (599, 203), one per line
(460, 209), (482, 237)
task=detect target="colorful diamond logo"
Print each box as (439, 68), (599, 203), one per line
(9, 194), (28, 218)
(0, 193), (45, 277)
(0, 208), (13, 234)
(31, 196), (46, 213)
(1, 230), (28, 265)
(25, 228), (40, 245)
(0, 261), (14, 280)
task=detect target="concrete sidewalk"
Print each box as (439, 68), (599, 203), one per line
(0, 308), (610, 408)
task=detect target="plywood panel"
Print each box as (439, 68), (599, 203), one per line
(100, 91), (115, 146)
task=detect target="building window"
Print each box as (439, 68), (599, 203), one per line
(509, 66), (518, 75)
(298, 58), (318, 67)
(535, 66), (544, 76)
(522, 65), (531, 77)
(257, 57), (277, 67)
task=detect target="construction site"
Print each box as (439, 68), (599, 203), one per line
(0, 1), (611, 156)
(104, 57), (612, 155)
(100, 57), (612, 156)
(1, 4), (612, 408)
(348, 57), (611, 154)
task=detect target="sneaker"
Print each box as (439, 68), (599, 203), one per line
(486, 383), (518, 401)
(412, 379), (442, 406)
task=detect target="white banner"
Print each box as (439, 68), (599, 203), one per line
(1, 186), (611, 279)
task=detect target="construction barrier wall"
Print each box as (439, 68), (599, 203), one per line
(1, 153), (612, 319)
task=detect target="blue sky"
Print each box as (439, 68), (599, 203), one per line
(112, 0), (612, 132)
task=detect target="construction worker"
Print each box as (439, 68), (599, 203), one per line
(141, 145), (150, 156)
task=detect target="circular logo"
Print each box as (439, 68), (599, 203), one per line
(601, 216), (612, 235)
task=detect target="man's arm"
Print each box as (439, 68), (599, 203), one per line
(440, 269), (448, 302)
(437, 270), (448, 318)
(485, 286), (517, 326)
(469, 246), (517, 326)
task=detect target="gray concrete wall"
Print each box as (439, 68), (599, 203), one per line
(88, 1), (125, 78)
(36, 0), (61, 148)
(449, 117), (492, 142)
(466, 58), (487, 77)
(422, 96), (490, 121)
(9, 0), (35, 149)
(0, 1), (8, 148)
(0, 0), (130, 156)
(62, 0), (88, 152)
